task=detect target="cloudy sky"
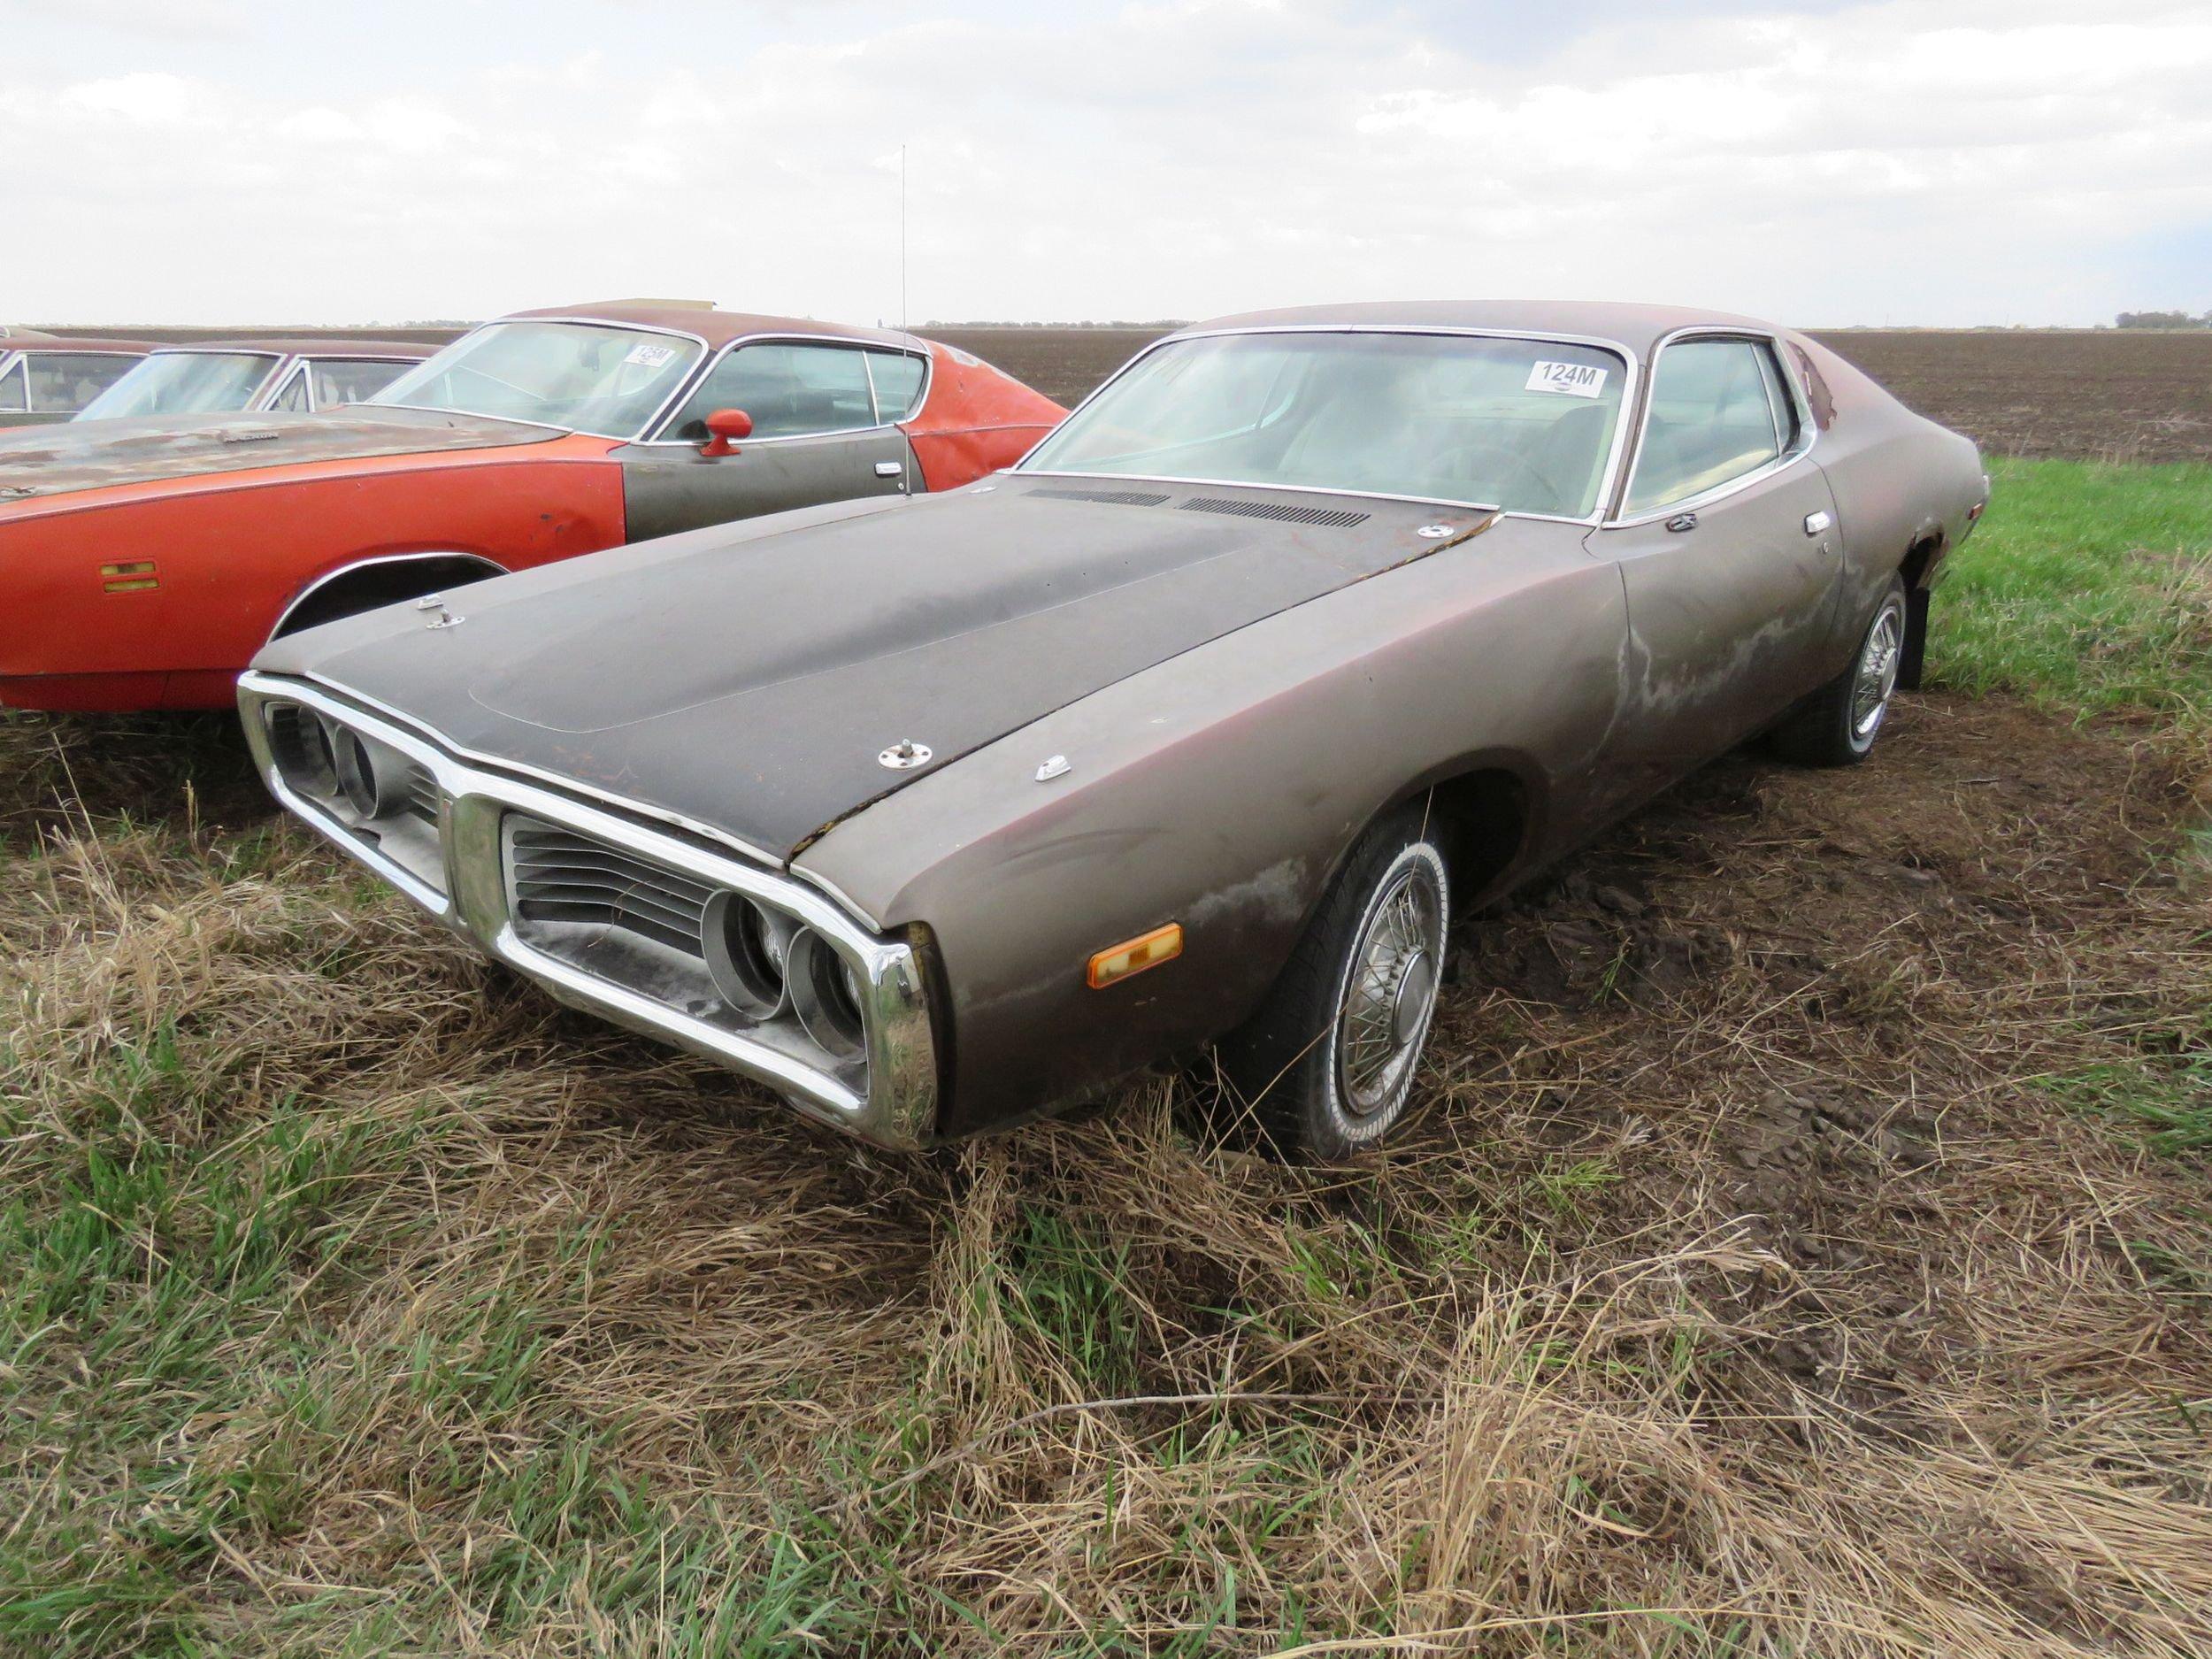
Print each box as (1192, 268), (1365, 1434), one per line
(5, 0), (2208, 328)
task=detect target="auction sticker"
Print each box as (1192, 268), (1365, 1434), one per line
(1525, 360), (1608, 398)
(625, 342), (678, 368)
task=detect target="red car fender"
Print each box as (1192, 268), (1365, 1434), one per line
(0, 435), (625, 710)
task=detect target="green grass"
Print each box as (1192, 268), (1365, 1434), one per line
(1937, 459), (2212, 1168)
(1, 457), (2208, 1654)
(1931, 457), (2212, 733)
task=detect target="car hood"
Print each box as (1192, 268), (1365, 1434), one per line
(268, 482), (1494, 864)
(0, 405), (559, 502)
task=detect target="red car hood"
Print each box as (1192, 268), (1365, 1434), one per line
(0, 406), (558, 504)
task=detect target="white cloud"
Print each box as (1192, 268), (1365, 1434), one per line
(3, 0), (2208, 326)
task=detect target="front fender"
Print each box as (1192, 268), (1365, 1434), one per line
(798, 518), (1624, 1134)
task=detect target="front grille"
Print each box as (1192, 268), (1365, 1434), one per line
(399, 760), (440, 824)
(1027, 487), (1172, 507)
(1178, 496), (1370, 527)
(507, 818), (711, 956)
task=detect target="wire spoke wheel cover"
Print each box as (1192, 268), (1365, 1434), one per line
(1333, 850), (1447, 1118)
(1851, 596), (1906, 749)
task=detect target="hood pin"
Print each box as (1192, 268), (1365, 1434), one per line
(879, 740), (933, 770)
(1035, 755), (1071, 782)
(418, 594), (465, 630)
(1417, 524), (1455, 539)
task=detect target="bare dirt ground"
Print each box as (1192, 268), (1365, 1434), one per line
(39, 320), (2212, 463)
(4, 687), (2208, 1652)
(934, 326), (2212, 464)
(6, 321), (2208, 1648)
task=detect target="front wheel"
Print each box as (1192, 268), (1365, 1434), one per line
(1217, 806), (1451, 1159)
(1769, 577), (1909, 767)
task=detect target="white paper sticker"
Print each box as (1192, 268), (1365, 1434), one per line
(624, 342), (678, 368)
(1525, 360), (1608, 398)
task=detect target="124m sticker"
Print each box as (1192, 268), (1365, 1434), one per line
(1525, 360), (1608, 398)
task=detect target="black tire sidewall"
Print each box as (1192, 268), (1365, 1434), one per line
(1310, 835), (1451, 1154)
(1843, 581), (1909, 758)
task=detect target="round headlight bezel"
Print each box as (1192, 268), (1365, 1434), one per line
(703, 891), (792, 1018)
(326, 719), (384, 818)
(787, 927), (870, 1063)
(272, 705), (340, 797)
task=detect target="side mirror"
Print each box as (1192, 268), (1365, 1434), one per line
(700, 407), (753, 457)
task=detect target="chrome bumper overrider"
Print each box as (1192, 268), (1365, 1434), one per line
(236, 671), (939, 1149)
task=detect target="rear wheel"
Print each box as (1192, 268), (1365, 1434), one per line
(1217, 806), (1450, 1159)
(1769, 577), (1909, 767)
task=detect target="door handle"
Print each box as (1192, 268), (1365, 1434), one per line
(1804, 510), (1833, 535)
(1664, 512), (1697, 534)
(874, 461), (903, 479)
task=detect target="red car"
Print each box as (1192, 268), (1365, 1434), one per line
(0, 301), (1065, 711)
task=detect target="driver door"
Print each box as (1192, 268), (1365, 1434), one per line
(613, 341), (921, 542)
(1586, 334), (1841, 801)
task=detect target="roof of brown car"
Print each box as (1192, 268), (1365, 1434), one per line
(146, 339), (437, 360)
(505, 301), (925, 352)
(4, 335), (156, 356)
(1179, 300), (1782, 360)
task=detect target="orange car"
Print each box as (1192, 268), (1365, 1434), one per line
(0, 301), (1065, 711)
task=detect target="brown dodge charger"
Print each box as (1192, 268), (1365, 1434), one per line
(242, 301), (1988, 1157)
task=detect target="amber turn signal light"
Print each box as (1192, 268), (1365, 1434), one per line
(1087, 923), (1183, 989)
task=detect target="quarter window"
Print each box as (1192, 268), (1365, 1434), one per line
(24, 352), (135, 414)
(864, 349), (926, 422)
(309, 357), (411, 409)
(665, 342), (879, 442)
(1624, 338), (1796, 514)
(269, 369), (310, 412)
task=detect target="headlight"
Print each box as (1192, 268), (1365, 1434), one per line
(268, 703), (338, 796)
(703, 890), (792, 1018)
(327, 719), (384, 818)
(787, 927), (868, 1062)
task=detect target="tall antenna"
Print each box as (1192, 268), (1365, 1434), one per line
(899, 142), (908, 330)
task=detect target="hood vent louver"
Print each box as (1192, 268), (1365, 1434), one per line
(1179, 497), (1370, 528)
(1027, 487), (1173, 508)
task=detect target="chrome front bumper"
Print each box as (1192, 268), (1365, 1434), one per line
(237, 671), (940, 1149)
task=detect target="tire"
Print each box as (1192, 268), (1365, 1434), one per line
(1217, 804), (1451, 1159)
(1768, 576), (1909, 767)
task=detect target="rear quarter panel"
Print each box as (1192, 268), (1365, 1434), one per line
(0, 437), (624, 705)
(1790, 333), (1985, 657)
(900, 343), (1066, 491)
(798, 517), (1627, 1133)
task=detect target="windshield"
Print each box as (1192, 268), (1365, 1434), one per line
(1022, 331), (1628, 518)
(77, 351), (279, 420)
(368, 321), (703, 438)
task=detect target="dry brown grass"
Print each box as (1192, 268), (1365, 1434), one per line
(3, 690), (2207, 1656)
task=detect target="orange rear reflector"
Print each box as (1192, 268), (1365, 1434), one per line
(103, 578), (159, 593)
(1087, 923), (1183, 989)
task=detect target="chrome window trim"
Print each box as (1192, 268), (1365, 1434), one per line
(367, 317), (713, 442)
(142, 345), (288, 412)
(277, 353), (418, 413)
(1607, 326), (1820, 529)
(295, 670), (809, 897)
(1010, 323), (1641, 526)
(632, 333), (934, 449)
(1015, 470), (1506, 517)
(239, 671), (938, 1149)
(269, 550), (508, 638)
(19, 348), (152, 413)
(262, 357), (311, 413)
